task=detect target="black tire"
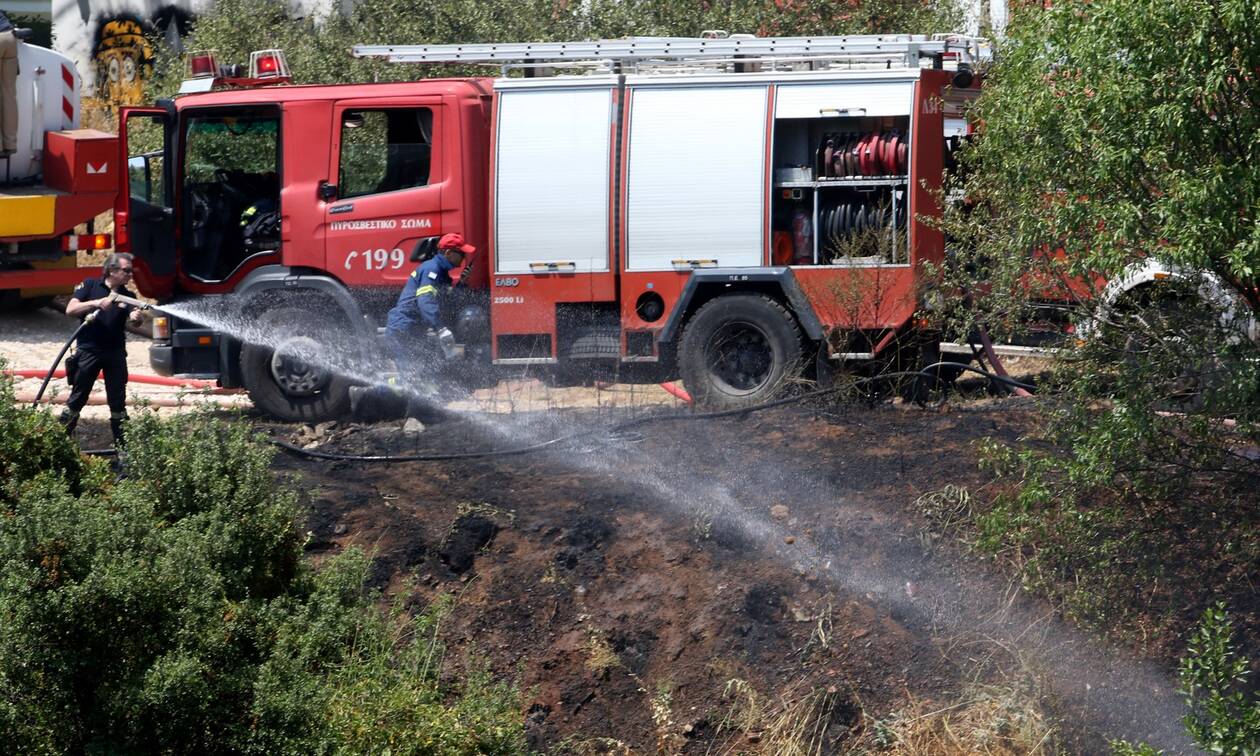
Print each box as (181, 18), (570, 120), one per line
(1118, 295), (1223, 410)
(679, 294), (803, 408)
(240, 305), (354, 422)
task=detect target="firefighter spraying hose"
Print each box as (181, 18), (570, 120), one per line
(37, 254), (167, 448)
(31, 289), (161, 407)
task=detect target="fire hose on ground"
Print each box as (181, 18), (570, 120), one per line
(269, 362), (1036, 463)
(22, 297), (1036, 461)
(9, 369), (230, 391)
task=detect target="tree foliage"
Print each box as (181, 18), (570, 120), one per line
(0, 377), (525, 754)
(947, 0), (1260, 320)
(146, 0), (959, 98)
(938, 1), (1260, 502)
(933, 0), (1260, 681)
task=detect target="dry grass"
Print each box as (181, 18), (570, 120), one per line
(583, 629), (621, 677)
(714, 678), (848, 755)
(867, 683), (1057, 755)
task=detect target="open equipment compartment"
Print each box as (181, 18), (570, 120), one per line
(770, 80), (913, 267)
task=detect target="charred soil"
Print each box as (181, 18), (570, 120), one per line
(75, 398), (1236, 753)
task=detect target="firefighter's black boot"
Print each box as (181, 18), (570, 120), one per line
(109, 411), (128, 449)
(59, 408), (79, 436)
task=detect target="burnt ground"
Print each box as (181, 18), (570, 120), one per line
(77, 398), (1217, 753)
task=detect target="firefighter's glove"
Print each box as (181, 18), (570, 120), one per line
(436, 328), (458, 360)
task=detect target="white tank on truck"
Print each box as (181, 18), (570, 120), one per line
(1, 30), (116, 307)
(5, 33), (81, 181)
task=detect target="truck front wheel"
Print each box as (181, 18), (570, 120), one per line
(240, 306), (353, 422)
(679, 294), (803, 408)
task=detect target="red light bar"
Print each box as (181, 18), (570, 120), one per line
(249, 49), (289, 80)
(188, 50), (219, 78)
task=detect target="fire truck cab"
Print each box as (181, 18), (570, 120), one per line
(117, 36), (986, 421)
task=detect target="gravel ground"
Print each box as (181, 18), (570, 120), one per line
(0, 303), (683, 421)
(1, 304), (251, 421)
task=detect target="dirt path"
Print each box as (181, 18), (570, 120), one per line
(247, 400), (1195, 753)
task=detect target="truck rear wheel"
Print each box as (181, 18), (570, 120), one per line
(1118, 293), (1223, 410)
(679, 294), (803, 408)
(240, 306), (353, 422)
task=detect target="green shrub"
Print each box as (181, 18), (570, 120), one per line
(1112, 603), (1260, 755)
(1179, 603), (1260, 754)
(0, 364), (103, 510)
(124, 411), (303, 599)
(0, 379), (526, 753)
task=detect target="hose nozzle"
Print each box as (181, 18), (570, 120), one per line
(109, 291), (154, 311)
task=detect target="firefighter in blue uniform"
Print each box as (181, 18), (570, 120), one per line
(384, 232), (475, 380)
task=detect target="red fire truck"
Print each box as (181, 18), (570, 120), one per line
(116, 35), (986, 420)
(1, 31), (115, 312)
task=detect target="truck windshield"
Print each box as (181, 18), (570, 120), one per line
(181, 108), (281, 282)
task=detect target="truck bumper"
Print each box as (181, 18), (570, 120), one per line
(150, 344), (175, 376)
(149, 339), (224, 381)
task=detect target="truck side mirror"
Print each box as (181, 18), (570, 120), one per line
(410, 236), (439, 262)
(318, 182), (338, 201)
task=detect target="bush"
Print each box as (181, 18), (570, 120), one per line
(928, 0), (1260, 644)
(124, 411), (303, 599)
(1112, 603), (1260, 755)
(0, 368), (102, 510)
(0, 379), (526, 753)
(1179, 604), (1260, 754)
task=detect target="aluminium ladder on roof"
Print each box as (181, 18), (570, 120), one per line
(351, 34), (988, 71)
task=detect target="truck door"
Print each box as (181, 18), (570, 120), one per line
(323, 101), (445, 291)
(117, 107), (175, 299)
(179, 106), (283, 286)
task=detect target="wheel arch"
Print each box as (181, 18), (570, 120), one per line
(658, 268), (825, 345)
(1082, 260), (1246, 341)
(233, 265), (372, 336)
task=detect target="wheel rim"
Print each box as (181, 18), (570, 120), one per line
(705, 320), (776, 395)
(1124, 305), (1211, 403)
(269, 335), (331, 397)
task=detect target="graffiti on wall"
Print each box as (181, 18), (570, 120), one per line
(88, 5), (195, 106)
(94, 17), (153, 104)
